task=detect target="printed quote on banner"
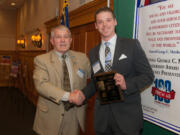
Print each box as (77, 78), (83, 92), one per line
(137, 0), (180, 134)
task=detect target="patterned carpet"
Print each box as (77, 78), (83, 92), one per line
(0, 87), (37, 135)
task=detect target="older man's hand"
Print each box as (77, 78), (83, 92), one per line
(69, 90), (85, 105)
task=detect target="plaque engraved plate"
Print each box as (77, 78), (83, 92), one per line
(94, 71), (124, 104)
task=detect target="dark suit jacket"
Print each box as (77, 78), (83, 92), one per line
(83, 37), (154, 134)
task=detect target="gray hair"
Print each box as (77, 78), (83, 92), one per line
(50, 25), (72, 38)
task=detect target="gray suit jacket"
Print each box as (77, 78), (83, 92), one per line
(33, 50), (91, 135)
(83, 37), (154, 134)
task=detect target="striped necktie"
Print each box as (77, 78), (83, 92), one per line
(104, 42), (112, 72)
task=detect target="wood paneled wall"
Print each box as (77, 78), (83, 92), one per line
(0, 50), (45, 106)
(71, 23), (100, 54)
(17, 51), (45, 105)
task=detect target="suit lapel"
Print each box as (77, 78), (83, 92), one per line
(69, 51), (78, 89)
(50, 50), (63, 77)
(69, 51), (78, 72)
(112, 37), (123, 70)
(93, 44), (104, 73)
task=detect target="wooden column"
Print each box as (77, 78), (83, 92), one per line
(59, 0), (64, 17)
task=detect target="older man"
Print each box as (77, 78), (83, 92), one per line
(33, 25), (90, 135)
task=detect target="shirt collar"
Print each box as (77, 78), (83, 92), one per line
(55, 50), (69, 59)
(101, 34), (117, 47)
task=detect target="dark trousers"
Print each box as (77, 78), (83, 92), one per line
(95, 105), (141, 135)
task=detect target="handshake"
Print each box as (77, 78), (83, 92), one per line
(68, 89), (85, 106)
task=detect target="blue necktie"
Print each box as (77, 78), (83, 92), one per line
(104, 42), (111, 72)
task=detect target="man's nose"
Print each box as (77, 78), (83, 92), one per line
(103, 21), (107, 26)
(60, 37), (65, 42)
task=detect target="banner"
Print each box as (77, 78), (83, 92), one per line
(137, 0), (180, 134)
(134, 0), (168, 38)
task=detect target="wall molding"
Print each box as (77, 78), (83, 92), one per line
(69, 0), (113, 28)
(45, 0), (113, 32)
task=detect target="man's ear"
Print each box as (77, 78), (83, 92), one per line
(50, 38), (54, 46)
(115, 19), (117, 26)
(70, 37), (72, 44)
(95, 23), (97, 29)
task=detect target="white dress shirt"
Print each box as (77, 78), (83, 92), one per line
(99, 34), (117, 70)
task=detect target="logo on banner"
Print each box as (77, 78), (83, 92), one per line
(152, 78), (176, 106)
